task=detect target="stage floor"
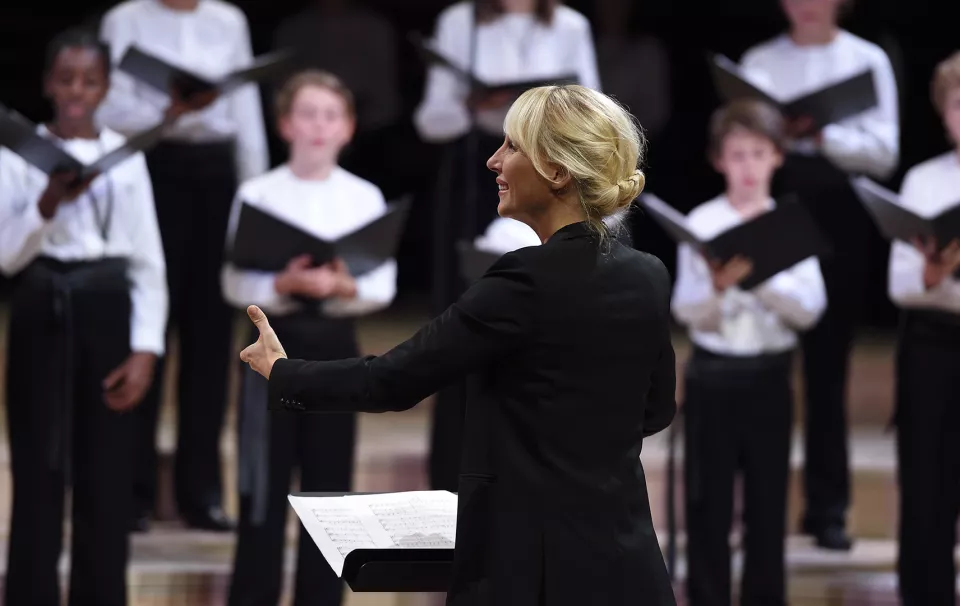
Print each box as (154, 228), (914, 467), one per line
(0, 300), (937, 605)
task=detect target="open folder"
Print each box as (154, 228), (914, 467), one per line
(228, 197), (411, 276)
(409, 32), (577, 95)
(708, 54), (878, 130)
(289, 491), (456, 579)
(118, 46), (293, 98)
(640, 193), (829, 290)
(0, 106), (168, 183)
(851, 176), (960, 246)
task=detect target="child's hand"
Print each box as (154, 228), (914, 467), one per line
(709, 255), (754, 291)
(784, 115), (815, 140)
(38, 171), (98, 218)
(913, 236), (960, 289)
(103, 352), (157, 411)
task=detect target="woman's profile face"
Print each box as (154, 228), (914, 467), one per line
(486, 135), (556, 220)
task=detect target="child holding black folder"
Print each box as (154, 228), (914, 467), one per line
(740, 0), (900, 550)
(672, 99), (826, 606)
(0, 29), (167, 606)
(221, 70), (396, 606)
(887, 51), (960, 606)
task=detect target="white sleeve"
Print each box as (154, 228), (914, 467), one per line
(0, 153), (54, 276)
(220, 192), (291, 312)
(322, 259), (398, 317)
(754, 256), (827, 330)
(96, 10), (168, 136)
(413, 9), (472, 143)
(474, 217), (541, 253)
(888, 240), (960, 312)
(670, 243), (722, 330)
(227, 14), (269, 182)
(573, 18), (601, 91)
(124, 154), (169, 354)
(820, 52), (900, 179)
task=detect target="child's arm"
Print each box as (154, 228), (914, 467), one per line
(754, 257), (827, 330)
(0, 153), (66, 276)
(670, 243), (724, 330)
(818, 51), (900, 180)
(413, 7), (472, 143)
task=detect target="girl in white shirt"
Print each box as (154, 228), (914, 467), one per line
(416, 0), (601, 494)
(221, 71), (397, 606)
(0, 29), (167, 606)
(740, 0), (900, 551)
(672, 100), (826, 606)
(887, 51), (960, 606)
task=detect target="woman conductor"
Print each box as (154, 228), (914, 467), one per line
(239, 85), (677, 606)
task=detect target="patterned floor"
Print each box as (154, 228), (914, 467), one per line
(0, 301), (938, 605)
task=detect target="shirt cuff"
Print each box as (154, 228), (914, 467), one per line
(131, 324), (166, 356)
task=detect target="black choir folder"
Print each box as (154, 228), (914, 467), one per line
(640, 193), (829, 290)
(289, 491), (455, 592)
(457, 240), (501, 284)
(709, 54), (878, 130)
(851, 176), (960, 245)
(0, 106), (168, 183)
(118, 46), (292, 98)
(409, 32), (577, 95)
(229, 197), (411, 276)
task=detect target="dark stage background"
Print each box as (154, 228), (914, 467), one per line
(0, 0), (955, 330)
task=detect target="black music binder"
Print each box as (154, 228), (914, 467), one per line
(457, 240), (501, 284)
(640, 192), (830, 290)
(118, 46), (293, 98)
(229, 197), (411, 276)
(409, 32), (577, 96)
(0, 106), (168, 183)
(851, 176), (960, 246)
(291, 491), (455, 593)
(709, 54), (878, 131)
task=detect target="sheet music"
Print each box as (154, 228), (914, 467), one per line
(288, 490), (458, 577)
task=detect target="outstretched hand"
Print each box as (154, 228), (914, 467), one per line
(240, 305), (287, 380)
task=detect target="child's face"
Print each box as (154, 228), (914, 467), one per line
(279, 85), (355, 164)
(780, 0), (843, 30)
(44, 46), (108, 126)
(714, 128), (783, 197)
(943, 87), (960, 147)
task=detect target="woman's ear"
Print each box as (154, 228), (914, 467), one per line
(548, 164), (572, 190)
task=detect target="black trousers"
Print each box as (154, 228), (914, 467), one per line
(894, 311), (960, 606)
(135, 140), (238, 516)
(683, 347), (793, 606)
(229, 314), (358, 606)
(4, 258), (135, 606)
(777, 154), (868, 531)
(428, 132), (502, 491)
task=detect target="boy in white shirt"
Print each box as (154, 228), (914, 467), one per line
(672, 99), (826, 606)
(887, 51), (960, 606)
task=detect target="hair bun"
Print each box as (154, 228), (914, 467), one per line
(616, 170), (645, 206)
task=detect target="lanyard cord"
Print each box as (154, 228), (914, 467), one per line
(86, 139), (114, 247)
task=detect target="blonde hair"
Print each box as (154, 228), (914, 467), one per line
(503, 85), (646, 238)
(932, 51), (960, 116)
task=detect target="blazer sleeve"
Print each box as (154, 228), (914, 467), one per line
(643, 262), (677, 437)
(268, 252), (537, 413)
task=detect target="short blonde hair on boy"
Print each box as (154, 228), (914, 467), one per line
(274, 69), (356, 121)
(932, 51), (960, 116)
(503, 85), (646, 237)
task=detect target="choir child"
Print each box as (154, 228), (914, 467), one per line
(97, 0), (270, 531)
(672, 99), (826, 606)
(221, 70), (397, 606)
(887, 51), (960, 606)
(414, 0), (601, 493)
(740, 0), (900, 550)
(0, 28), (167, 606)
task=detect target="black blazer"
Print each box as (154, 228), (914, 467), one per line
(269, 221), (677, 606)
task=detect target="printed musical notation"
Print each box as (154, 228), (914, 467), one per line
(288, 490), (458, 577)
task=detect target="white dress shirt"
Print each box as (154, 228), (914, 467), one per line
(414, 1), (601, 142)
(0, 127), (168, 355)
(96, 0), (269, 183)
(888, 152), (960, 313)
(221, 165), (397, 318)
(740, 30), (900, 180)
(671, 196), (827, 356)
